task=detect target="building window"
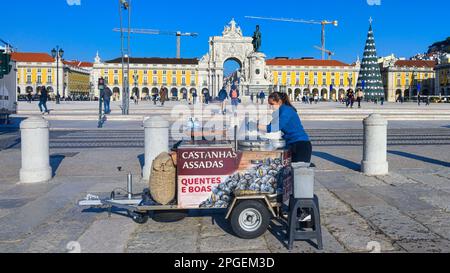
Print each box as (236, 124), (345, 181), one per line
(340, 79), (344, 86)
(182, 77), (186, 85)
(163, 71), (167, 75)
(114, 70), (118, 74)
(143, 70), (147, 75)
(397, 79), (401, 87)
(162, 76), (167, 84)
(153, 76), (158, 84)
(27, 68), (32, 73)
(305, 78), (309, 85)
(47, 75), (52, 83)
(114, 76), (119, 85)
(143, 76), (148, 84)
(322, 78), (326, 85)
(27, 75), (32, 83)
(37, 68), (41, 73)
(153, 70), (157, 74)
(172, 77), (177, 84)
(182, 70), (186, 75)
(331, 79), (335, 85)
(104, 76), (109, 84)
(48, 69), (52, 73)
(37, 75), (42, 83)
(134, 70), (138, 74)
(286, 76), (291, 85)
(406, 79), (410, 86)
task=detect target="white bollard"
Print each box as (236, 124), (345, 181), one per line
(142, 116), (170, 181)
(19, 116), (52, 183)
(361, 114), (389, 176)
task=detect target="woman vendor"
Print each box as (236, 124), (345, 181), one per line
(260, 92), (312, 163)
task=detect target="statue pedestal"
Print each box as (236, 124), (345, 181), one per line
(248, 52), (270, 86)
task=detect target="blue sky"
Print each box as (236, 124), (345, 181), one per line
(2, 0), (449, 64)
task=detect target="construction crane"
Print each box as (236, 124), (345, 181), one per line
(0, 38), (15, 52)
(113, 28), (198, 59)
(314, 46), (334, 60)
(245, 16), (338, 60)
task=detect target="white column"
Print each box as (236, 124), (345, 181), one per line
(20, 116), (52, 183)
(142, 117), (170, 181)
(361, 114), (389, 176)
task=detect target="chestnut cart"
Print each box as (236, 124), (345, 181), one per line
(78, 139), (293, 240)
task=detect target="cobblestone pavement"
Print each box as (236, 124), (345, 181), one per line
(0, 141), (448, 253)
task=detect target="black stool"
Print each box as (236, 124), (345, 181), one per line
(288, 194), (323, 250)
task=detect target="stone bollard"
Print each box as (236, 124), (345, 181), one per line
(361, 114), (389, 176)
(19, 116), (52, 183)
(142, 116), (170, 181)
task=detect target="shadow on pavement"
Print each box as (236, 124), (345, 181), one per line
(137, 154), (145, 172)
(312, 151), (361, 171)
(50, 154), (66, 177)
(388, 150), (450, 168)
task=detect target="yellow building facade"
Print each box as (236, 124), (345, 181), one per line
(266, 58), (360, 101)
(12, 52), (93, 99)
(380, 59), (436, 102)
(92, 56), (200, 101)
(435, 54), (450, 97)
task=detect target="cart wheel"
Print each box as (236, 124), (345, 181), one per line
(230, 200), (271, 239)
(128, 211), (149, 224)
(152, 210), (188, 223)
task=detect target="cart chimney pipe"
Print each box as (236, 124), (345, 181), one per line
(127, 172), (133, 200)
(234, 125), (238, 151)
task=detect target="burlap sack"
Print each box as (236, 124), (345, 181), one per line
(149, 152), (176, 205)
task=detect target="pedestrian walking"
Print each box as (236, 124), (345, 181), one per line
(38, 86), (50, 115)
(357, 90), (363, 108)
(250, 93), (254, 103)
(229, 82), (240, 114)
(160, 86), (167, 106)
(417, 94), (421, 106)
(425, 96), (430, 106)
(27, 92), (32, 103)
(380, 97), (385, 106)
(102, 86), (112, 114)
(314, 94), (319, 104)
(259, 91), (266, 105)
(346, 90), (355, 108)
(192, 89), (198, 105)
(218, 86), (228, 115)
(134, 94), (139, 105)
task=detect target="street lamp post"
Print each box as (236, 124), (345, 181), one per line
(51, 46), (64, 104)
(119, 0), (131, 115)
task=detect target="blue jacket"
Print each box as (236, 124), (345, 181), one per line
(218, 89), (228, 101)
(40, 89), (48, 102)
(267, 104), (309, 145)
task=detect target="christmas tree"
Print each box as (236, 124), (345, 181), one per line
(356, 18), (384, 101)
